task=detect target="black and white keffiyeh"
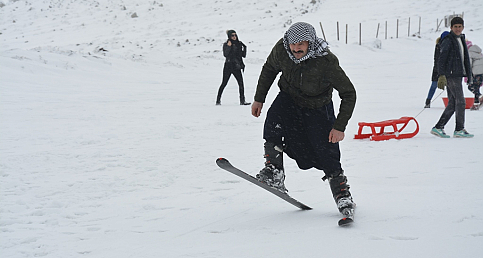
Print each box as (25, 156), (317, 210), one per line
(283, 22), (329, 64)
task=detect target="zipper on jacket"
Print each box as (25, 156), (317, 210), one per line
(299, 64), (303, 88)
(300, 72), (303, 88)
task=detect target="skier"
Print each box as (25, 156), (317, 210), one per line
(216, 30), (250, 106)
(431, 17), (474, 138)
(251, 22), (357, 217)
(424, 31), (449, 108)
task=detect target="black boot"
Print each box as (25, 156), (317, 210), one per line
(424, 99), (431, 108)
(240, 97), (251, 105)
(323, 171), (355, 212)
(263, 141), (283, 168)
(216, 94), (221, 105)
(256, 141), (286, 193)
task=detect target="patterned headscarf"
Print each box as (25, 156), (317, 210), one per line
(283, 22), (329, 64)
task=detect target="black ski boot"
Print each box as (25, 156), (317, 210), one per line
(323, 171), (355, 212)
(256, 141), (287, 193)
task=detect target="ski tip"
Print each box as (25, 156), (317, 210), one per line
(338, 217), (354, 226)
(216, 157), (229, 166)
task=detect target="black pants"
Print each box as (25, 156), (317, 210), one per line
(263, 91), (342, 176)
(435, 76), (465, 131)
(217, 64), (245, 103)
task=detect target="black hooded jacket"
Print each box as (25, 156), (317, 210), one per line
(437, 31), (472, 79)
(223, 39), (246, 71)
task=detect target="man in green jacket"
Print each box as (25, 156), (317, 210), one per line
(251, 22), (357, 217)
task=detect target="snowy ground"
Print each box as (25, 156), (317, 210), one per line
(1, 0), (483, 257)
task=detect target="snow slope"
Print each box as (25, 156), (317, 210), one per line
(1, 0), (483, 257)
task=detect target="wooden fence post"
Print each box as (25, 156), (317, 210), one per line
(337, 21), (339, 41)
(408, 17), (410, 37)
(359, 23), (361, 45)
(436, 19), (443, 31)
(418, 16), (421, 35)
(385, 21), (387, 39)
(319, 22), (326, 41)
(346, 24), (348, 44)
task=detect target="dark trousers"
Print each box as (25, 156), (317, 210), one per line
(217, 65), (245, 103)
(468, 74), (483, 102)
(435, 77), (465, 131)
(263, 91), (342, 176)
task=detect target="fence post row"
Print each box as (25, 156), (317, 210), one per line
(324, 13), (463, 45)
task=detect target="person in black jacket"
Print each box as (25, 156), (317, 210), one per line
(251, 22), (356, 220)
(216, 30), (250, 105)
(424, 31), (449, 108)
(431, 17), (474, 138)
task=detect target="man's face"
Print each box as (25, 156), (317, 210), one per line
(451, 24), (464, 36)
(289, 41), (309, 59)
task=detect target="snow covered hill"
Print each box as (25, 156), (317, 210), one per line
(1, 0), (483, 257)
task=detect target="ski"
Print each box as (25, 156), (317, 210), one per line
(338, 208), (355, 226)
(216, 158), (312, 210)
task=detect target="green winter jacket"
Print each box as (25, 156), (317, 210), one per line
(254, 38), (356, 132)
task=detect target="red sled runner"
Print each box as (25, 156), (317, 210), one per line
(354, 116), (419, 141)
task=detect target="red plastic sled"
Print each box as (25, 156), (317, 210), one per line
(354, 116), (419, 141)
(442, 97), (474, 109)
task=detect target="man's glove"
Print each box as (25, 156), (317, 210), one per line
(437, 75), (447, 90)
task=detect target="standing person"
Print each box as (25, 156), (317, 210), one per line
(465, 40), (483, 106)
(424, 31), (449, 108)
(251, 22), (357, 218)
(216, 30), (250, 105)
(431, 17), (474, 138)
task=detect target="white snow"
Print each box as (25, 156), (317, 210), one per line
(1, 0), (483, 257)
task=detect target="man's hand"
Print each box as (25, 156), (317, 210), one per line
(251, 101), (263, 117)
(329, 129), (345, 143)
(227, 40), (232, 46)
